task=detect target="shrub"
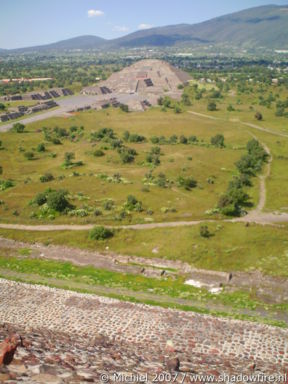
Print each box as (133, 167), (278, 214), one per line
(94, 208), (102, 216)
(207, 101), (217, 111)
(120, 104), (129, 112)
(46, 190), (70, 212)
(0, 166), (2, 175)
(211, 134), (225, 148)
(40, 173), (54, 183)
(12, 123), (25, 133)
(0, 179), (14, 191)
(24, 152), (35, 160)
(255, 111), (263, 121)
(125, 195), (143, 212)
(178, 176), (197, 190)
(200, 225), (211, 238)
(89, 226), (114, 241)
(93, 149), (105, 157)
(37, 143), (46, 152)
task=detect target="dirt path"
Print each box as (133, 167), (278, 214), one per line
(188, 110), (288, 138)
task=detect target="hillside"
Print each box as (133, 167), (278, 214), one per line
(2, 5), (288, 53)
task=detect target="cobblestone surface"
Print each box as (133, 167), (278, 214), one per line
(0, 279), (288, 383)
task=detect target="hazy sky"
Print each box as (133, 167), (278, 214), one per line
(1, 0), (288, 49)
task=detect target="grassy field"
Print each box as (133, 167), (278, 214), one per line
(0, 252), (286, 327)
(0, 108), (256, 224)
(1, 222), (288, 276)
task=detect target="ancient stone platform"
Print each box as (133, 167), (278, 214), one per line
(0, 279), (287, 383)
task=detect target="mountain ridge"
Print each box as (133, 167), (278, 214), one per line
(1, 4), (288, 53)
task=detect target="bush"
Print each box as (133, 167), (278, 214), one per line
(93, 149), (105, 157)
(46, 190), (70, 212)
(200, 225), (211, 238)
(89, 226), (114, 241)
(37, 143), (46, 152)
(211, 134), (225, 148)
(0, 166), (2, 175)
(178, 176), (197, 190)
(0, 179), (14, 191)
(255, 111), (263, 121)
(120, 104), (129, 113)
(40, 173), (54, 183)
(24, 152), (35, 160)
(12, 123), (25, 133)
(125, 195), (143, 212)
(207, 101), (217, 111)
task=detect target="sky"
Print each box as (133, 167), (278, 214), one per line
(0, 0), (288, 49)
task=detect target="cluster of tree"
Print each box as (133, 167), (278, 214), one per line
(150, 134), (198, 145)
(124, 195), (143, 212)
(34, 189), (73, 213)
(177, 176), (197, 191)
(63, 152), (84, 168)
(12, 123), (25, 133)
(123, 131), (146, 143)
(235, 139), (268, 176)
(146, 146), (161, 166)
(43, 125), (84, 144)
(211, 134), (225, 148)
(218, 139), (268, 216)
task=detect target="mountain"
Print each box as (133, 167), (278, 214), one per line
(9, 35), (107, 53)
(3, 5), (288, 53)
(112, 5), (288, 49)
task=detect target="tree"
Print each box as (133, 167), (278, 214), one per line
(47, 190), (70, 212)
(207, 101), (217, 111)
(89, 226), (114, 241)
(211, 134), (225, 148)
(0, 103), (5, 111)
(0, 166), (2, 175)
(255, 111), (263, 121)
(64, 152), (75, 166)
(178, 176), (197, 190)
(12, 123), (25, 133)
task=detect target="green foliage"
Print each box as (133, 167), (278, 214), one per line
(93, 149), (105, 157)
(120, 104), (129, 113)
(123, 131), (146, 143)
(0, 179), (14, 191)
(34, 189), (71, 213)
(178, 176), (197, 190)
(125, 195), (143, 212)
(236, 140), (268, 176)
(89, 226), (114, 241)
(200, 225), (211, 238)
(37, 143), (46, 152)
(40, 173), (54, 183)
(207, 101), (217, 111)
(24, 151), (35, 160)
(91, 128), (115, 142)
(12, 123), (25, 133)
(46, 190), (71, 212)
(118, 147), (137, 164)
(211, 134), (225, 148)
(255, 111), (263, 121)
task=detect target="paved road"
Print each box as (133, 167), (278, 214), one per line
(0, 92), (141, 132)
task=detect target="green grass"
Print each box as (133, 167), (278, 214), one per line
(0, 108), (256, 224)
(0, 253), (286, 318)
(1, 221), (288, 276)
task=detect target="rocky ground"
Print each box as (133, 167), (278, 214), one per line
(0, 279), (288, 383)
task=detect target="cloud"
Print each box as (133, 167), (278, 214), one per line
(113, 25), (130, 33)
(138, 23), (153, 30)
(87, 9), (104, 18)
